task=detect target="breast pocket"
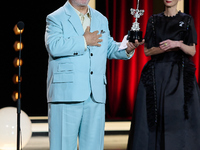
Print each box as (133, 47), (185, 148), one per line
(57, 63), (73, 72)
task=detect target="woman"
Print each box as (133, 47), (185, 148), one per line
(127, 0), (200, 149)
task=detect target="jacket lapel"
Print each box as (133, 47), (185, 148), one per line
(63, 1), (84, 36)
(89, 6), (100, 32)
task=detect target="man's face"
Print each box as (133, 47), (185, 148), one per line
(70, 0), (90, 7)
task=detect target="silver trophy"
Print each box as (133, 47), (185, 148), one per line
(127, 0), (144, 42)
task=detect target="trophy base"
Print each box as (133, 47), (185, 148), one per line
(127, 31), (143, 43)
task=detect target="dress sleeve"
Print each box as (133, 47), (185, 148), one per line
(144, 16), (154, 49)
(184, 16), (197, 45)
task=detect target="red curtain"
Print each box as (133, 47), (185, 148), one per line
(105, 0), (200, 120)
(105, 0), (153, 119)
(189, 1), (200, 83)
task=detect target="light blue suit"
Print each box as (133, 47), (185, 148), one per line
(45, 1), (131, 150)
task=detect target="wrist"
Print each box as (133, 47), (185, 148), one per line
(177, 41), (181, 48)
(126, 49), (134, 54)
(126, 49), (131, 54)
(125, 49), (135, 57)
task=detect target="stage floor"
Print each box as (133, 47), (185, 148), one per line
(23, 118), (130, 150)
(23, 135), (128, 150)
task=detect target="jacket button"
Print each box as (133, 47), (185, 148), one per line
(91, 53), (93, 56)
(91, 71), (93, 75)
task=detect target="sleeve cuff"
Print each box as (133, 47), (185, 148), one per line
(125, 50), (135, 58)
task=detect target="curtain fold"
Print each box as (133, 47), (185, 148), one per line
(105, 0), (153, 119)
(189, 1), (200, 83)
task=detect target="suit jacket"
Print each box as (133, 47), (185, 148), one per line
(45, 1), (131, 103)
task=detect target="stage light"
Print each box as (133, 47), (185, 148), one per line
(13, 41), (24, 51)
(13, 57), (23, 68)
(12, 74), (22, 84)
(13, 24), (24, 35)
(0, 107), (32, 149)
(13, 22), (26, 150)
(12, 91), (22, 102)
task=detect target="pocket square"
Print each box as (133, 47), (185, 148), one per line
(100, 30), (105, 34)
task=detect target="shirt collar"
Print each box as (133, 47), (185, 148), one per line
(68, 1), (91, 18)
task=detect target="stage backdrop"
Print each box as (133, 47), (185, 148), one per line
(189, 0), (200, 83)
(0, 0), (199, 118)
(96, 0), (153, 119)
(96, 0), (200, 120)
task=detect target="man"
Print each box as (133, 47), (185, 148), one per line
(45, 0), (144, 150)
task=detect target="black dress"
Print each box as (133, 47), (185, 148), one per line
(127, 12), (200, 150)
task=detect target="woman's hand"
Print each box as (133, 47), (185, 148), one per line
(159, 39), (183, 51)
(159, 39), (196, 56)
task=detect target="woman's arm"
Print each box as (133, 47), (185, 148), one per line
(145, 40), (196, 57)
(144, 44), (165, 56)
(160, 40), (196, 56)
(179, 42), (196, 56)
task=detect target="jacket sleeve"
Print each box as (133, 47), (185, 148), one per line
(105, 18), (131, 60)
(45, 15), (86, 57)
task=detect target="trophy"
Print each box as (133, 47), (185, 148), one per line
(127, 0), (144, 43)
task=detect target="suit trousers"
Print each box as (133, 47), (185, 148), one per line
(48, 95), (105, 150)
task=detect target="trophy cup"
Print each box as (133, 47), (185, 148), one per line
(127, 0), (144, 43)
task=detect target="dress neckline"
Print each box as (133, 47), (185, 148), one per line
(162, 11), (181, 18)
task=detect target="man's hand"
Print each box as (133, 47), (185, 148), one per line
(126, 39), (145, 53)
(83, 26), (103, 47)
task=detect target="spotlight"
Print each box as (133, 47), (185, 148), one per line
(13, 24), (24, 35)
(12, 74), (22, 84)
(13, 41), (24, 51)
(13, 57), (23, 68)
(12, 91), (22, 102)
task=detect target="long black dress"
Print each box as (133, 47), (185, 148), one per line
(127, 12), (200, 150)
